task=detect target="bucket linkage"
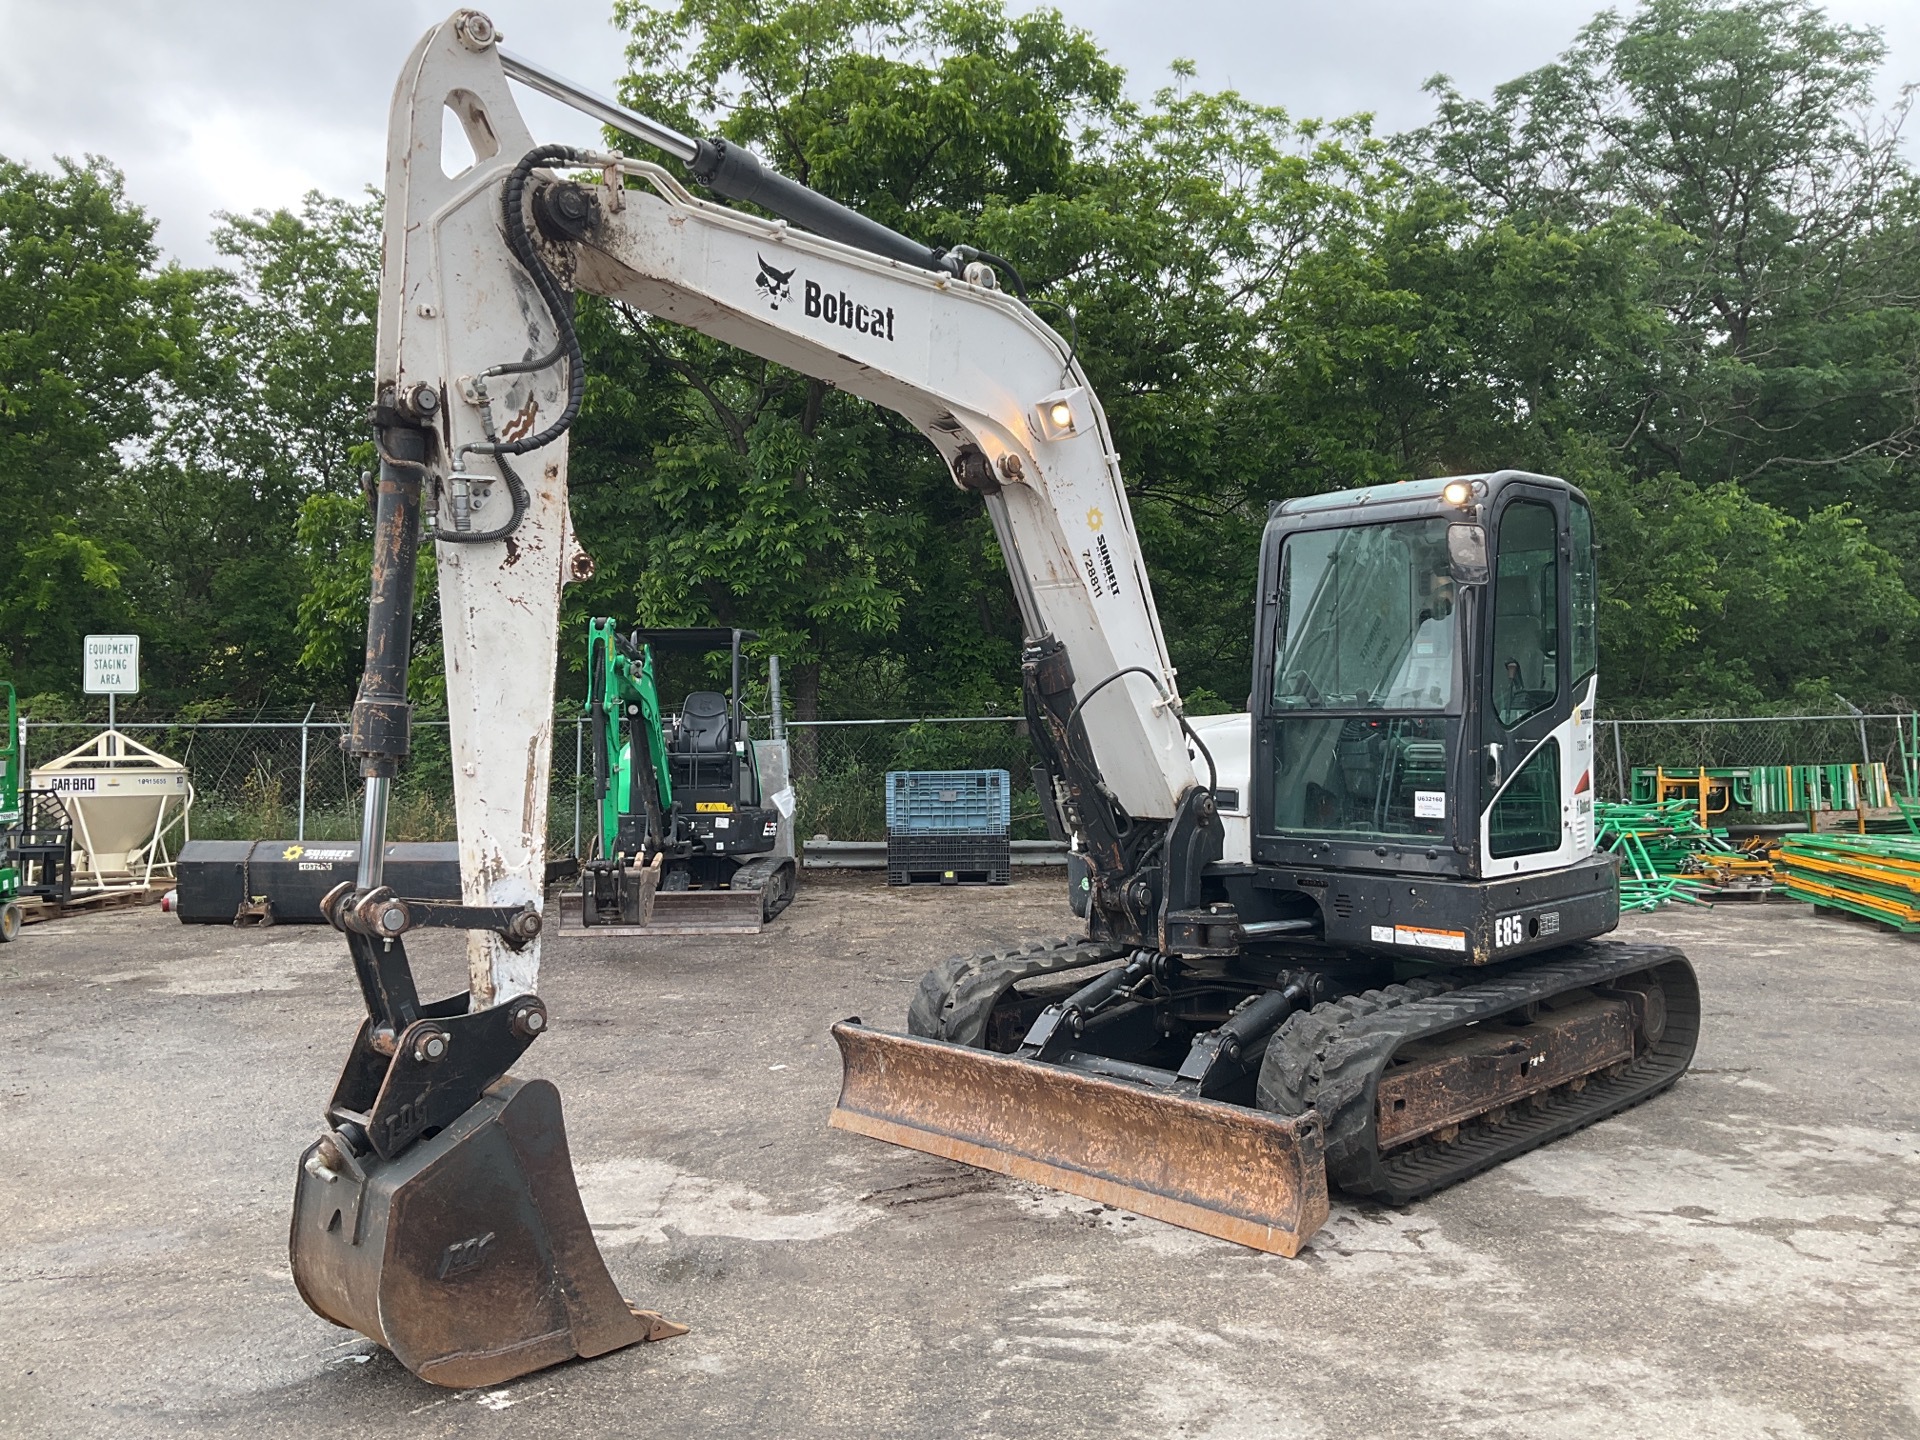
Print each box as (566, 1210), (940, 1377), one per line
(290, 908), (683, 1388)
(288, 419), (680, 1388)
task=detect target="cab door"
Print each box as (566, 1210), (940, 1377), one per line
(1476, 483), (1591, 876)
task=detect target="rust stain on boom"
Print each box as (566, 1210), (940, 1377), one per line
(829, 1023), (1330, 1256)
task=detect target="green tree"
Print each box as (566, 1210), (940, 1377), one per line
(1420, 0), (1920, 514)
(0, 156), (197, 700)
(121, 193), (385, 710)
(1581, 465), (1917, 708)
(578, 0), (1127, 717)
(1413, 0), (1920, 706)
(598, 2), (1473, 707)
(16, 0), (1915, 727)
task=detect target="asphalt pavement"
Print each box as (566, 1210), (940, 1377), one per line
(2, 876), (1915, 1438)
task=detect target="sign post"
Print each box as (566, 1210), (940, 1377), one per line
(84, 635), (140, 752)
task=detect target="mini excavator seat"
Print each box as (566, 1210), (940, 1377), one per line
(672, 692), (732, 752)
(670, 692), (736, 795)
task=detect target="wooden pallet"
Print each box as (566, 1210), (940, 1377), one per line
(1696, 879), (1777, 902)
(17, 883), (167, 925)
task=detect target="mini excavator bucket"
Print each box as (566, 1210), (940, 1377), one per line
(829, 1023), (1330, 1255)
(291, 1073), (683, 1388)
(577, 853), (662, 929)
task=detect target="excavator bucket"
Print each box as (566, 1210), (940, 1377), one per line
(829, 1023), (1330, 1256)
(291, 1075), (683, 1388)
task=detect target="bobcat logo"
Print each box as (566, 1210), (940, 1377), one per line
(755, 254), (795, 309)
(438, 1231), (496, 1279)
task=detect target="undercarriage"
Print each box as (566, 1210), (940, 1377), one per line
(832, 936), (1698, 1252)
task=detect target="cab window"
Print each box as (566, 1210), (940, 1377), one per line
(1490, 500), (1560, 728)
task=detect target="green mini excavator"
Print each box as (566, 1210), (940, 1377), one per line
(576, 620), (797, 934)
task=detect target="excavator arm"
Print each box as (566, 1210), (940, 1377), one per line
(576, 618), (672, 927)
(291, 11), (1315, 1391)
(376, 18), (1212, 1000)
(585, 617), (671, 862)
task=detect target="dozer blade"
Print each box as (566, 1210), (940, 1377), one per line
(291, 1075), (683, 1388)
(636, 887), (766, 934)
(558, 886), (766, 936)
(829, 1023), (1330, 1256)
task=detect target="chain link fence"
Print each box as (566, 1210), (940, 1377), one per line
(1594, 713), (1916, 803)
(11, 712), (1047, 851)
(14, 716), (587, 851)
(16, 709), (1915, 849)
(782, 717), (1049, 841)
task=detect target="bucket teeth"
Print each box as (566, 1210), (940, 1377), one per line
(829, 1022), (1329, 1256)
(631, 1308), (691, 1342)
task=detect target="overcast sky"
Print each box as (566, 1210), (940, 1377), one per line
(1, 0), (1914, 268)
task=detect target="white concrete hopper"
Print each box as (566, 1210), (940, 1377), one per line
(31, 730), (193, 894)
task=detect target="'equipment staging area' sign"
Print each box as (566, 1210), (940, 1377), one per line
(84, 634), (140, 695)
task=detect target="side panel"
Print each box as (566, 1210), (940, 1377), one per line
(1476, 675), (1597, 877)
(1257, 853), (1619, 965)
(754, 741), (798, 864)
(1183, 713), (1252, 865)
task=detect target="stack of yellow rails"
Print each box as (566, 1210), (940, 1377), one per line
(1774, 833), (1920, 931)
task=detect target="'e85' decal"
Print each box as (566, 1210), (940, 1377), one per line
(1495, 913), (1527, 949)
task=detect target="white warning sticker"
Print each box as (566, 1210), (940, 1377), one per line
(1414, 790), (1446, 819)
(1370, 925), (1393, 944)
(1394, 924), (1467, 953)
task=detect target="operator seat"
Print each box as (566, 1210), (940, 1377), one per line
(672, 692), (732, 754)
(1494, 573), (1546, 691)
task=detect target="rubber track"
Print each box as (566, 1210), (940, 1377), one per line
(761, 867), (796, 923)
(730, 857), (797, 923)
(907, 938), (1126, 1048)
(1258, 940), (1700, 1204)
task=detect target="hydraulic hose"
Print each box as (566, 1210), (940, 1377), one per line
(439, 144), (587, 544)
(481, 144), (588, 456)
(1064, 666), (1219, 796)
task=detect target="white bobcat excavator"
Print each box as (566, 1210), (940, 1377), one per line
(291, 10), (1697, 1388)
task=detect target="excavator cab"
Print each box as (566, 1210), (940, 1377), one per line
(835, 473), (1693, 1256)
(1249, 471), (1616, 961)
